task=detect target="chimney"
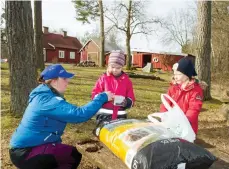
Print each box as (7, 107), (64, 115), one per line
(62, 30), (67, 37)
(43, 26), (49, 34)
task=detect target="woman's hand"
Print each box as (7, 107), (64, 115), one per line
(105, 91), (114, 101)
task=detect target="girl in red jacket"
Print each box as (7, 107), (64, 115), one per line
(160, 58), (204, 134)
(92, 50), (135, 123)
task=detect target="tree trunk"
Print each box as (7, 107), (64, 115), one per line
(34, 0), (45, 71)
(126, 0), (132, 70)
(98, 0), (105, 67)
(195, 1), (212, 100)
(126, 36), (131, 69)
(6, 1), (37, 114)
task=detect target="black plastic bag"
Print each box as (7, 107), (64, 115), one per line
(131, 138), (216, 169)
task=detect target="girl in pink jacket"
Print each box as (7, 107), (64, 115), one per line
(160, 58), (204, 134)
(92, 50), (135, 123)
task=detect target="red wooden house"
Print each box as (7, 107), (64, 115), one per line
(132, 50), (195, 71)
(43, 27), (82, 64)
(79, 38), (124, 65)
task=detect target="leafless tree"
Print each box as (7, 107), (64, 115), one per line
(105, 0), (161, 70)
(34, 0), (44, 70)
(98, 0), (105, 67)
(161, 8), (196, 53)
(6, 1), (37, 114)
(195, 1), (212, 100)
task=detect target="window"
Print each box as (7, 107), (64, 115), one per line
(152, 57), (159, 63)
(59, 50), (65, 58)
(70, 52), (75, 59)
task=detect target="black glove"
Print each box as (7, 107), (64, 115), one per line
(122, 98), (133, 110)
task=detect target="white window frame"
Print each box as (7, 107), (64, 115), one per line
(70, 52), (75, 59)
(59, 50), (65, 58)
(152, 57), (159, 63)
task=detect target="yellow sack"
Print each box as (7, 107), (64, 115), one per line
(95, 119), (174, 168)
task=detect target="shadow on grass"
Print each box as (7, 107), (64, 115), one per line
(195, 138), (215, 148)
(128, 115), (146, 120)
(198, 125), (229, 140)
(201, 108), (209, 112)
(1, 67), (9, 70)
(1, 110), (23, 118)
(204, 98), (223, 105)
(199, 120), (227, 125)
(127, 73), (165, 81)
(210, 159), (229, 169)
(1, 86), (10, 92)
(197, 124), (229, 163)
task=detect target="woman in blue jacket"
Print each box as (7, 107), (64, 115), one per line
(9, 64), (113, 169)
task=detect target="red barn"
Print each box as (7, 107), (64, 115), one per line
(43, 27), (82, 64)
(79, 38), (124, 65)
(132, 50), (195, 71)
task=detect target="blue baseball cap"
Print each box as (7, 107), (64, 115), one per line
(41, 64), (74, 80)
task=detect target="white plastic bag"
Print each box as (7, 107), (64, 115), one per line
(148, 94), (196, 142)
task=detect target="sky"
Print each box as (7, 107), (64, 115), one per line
(40, 0), (195, 52)
(0, 0), (193, 53)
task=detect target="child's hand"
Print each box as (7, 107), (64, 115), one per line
(105, 91), (114, 101)
(120, 99), (127, 107)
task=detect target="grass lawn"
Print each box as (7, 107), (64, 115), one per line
(1, 63), (229, 169)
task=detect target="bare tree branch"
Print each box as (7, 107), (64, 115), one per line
(105, 14), (126, 32)
(104, 25), (115, 36)
(105, 0), (161, 69)
(160, 8), (196, 52)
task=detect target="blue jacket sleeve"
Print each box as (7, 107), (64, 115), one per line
(40, 92), (108, 123)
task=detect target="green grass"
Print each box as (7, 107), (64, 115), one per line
(1, 62), (228, 168)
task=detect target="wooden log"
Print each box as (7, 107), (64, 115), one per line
(76, 138), (128, 169)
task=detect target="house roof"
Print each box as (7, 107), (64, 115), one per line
(132, 49), (194, 57)
(79, 38), (123, 53)
(43, 33), (82, 50)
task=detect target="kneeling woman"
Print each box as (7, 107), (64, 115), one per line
(9, 64), (113, 169)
